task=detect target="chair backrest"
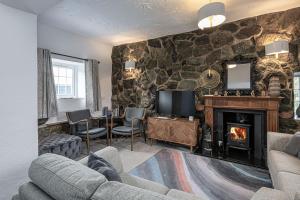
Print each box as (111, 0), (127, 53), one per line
(124, 107), (145, 127)
(66, 109), (91, 124)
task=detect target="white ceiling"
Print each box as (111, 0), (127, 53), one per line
(2, 0), (300, 45)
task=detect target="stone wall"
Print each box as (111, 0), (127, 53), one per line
(111, 7), (300, 133)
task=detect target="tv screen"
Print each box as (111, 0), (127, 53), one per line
(156, 90), (173, 116)
(173, 91), (195, 117)
(156, 90), (195, 117)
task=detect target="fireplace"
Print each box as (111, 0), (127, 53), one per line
(203, 96), (281, 167)
(226, 123), (252, 159)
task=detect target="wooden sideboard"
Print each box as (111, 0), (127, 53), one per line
(147, 117), (200, 152)
(204, 96), (282, 133)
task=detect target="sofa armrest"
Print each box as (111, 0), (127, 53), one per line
(251, 187), (290, 200)
(267, 132), (293, 152)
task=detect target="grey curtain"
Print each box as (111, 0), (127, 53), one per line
(37, 48), (58, 118)
(85, 59), (101, 111)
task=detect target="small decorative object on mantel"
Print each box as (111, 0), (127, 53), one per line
(224, 91), (228, 96)
(214, 91), (218, 96)
(261, 90), (266, 96)
(268, 76), (281, 97)
(251, 90), (255, 97)
(236, 90), (241, 96)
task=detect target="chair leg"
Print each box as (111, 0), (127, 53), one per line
(106, 131), (109, 146)
(143, 131), (147, 143)
(131, 132), (134, 151)
(86, 138), (90, 154)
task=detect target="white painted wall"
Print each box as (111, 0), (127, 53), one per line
(37, 23), (113, 109)
(0, 3), (37, 199)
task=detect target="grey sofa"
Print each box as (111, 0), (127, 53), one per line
(267, 132), (300, 200)
(12, 147), (203, 200)
(13, 133), (300, 200)
(251, 132), (300, 200)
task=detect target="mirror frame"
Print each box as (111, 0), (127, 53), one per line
(222, 56), (257, 95)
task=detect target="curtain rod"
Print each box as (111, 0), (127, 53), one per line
(51, 52), (100, 64)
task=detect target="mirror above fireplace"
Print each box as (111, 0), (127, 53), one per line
(223, 57), (256, 95)
(227, 63), (251, 89)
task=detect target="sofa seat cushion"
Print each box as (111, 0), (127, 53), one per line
(250, 187), (290, 200)
(277, 172), (300, 200)
(269, 150), (300, 175)
(91, 181), (174, 200)
(29, 153), (107, 200)
(167, 189), (204, 200)
(120, 172), (169, 195)
(79, 147), (124, 174)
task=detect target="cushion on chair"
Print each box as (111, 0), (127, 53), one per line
(79, 127), (107, 135)
(112, 126), (140, 134)
(29, 153), (107, 200)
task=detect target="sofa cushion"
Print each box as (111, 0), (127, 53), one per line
(88, 152), (122, 182)
(29, 153), (106, 200)
(284, 132), (300, 157)
(250, 187), (290, 200)
(277, 172), (300, 200)
(18, 182), (54, 200)
(295, 192), (300, 200)
(167, 189), (204, 200)
(91, 181), (174, 200)
(79, 146), (123, 174)
(120, 172), (169, 195)
(269, 150), (300, 175)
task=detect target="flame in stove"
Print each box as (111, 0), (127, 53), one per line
(230, 127), (247, 141)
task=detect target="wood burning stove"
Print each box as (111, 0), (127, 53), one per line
(226, 122), (252, 159)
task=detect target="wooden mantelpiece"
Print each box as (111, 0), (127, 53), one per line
(204, 96), (283, 133)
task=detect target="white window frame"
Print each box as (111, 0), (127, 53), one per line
(52, 61), (80, 99)
(293, 72), (300, 120)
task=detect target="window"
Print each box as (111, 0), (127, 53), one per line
(294, 72), (300, 119)
(52, 57), (86, 99)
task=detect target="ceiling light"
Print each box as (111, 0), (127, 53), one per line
(265, 40), (289, 58)
(198, 2), (226, 30)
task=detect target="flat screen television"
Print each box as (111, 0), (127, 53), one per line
(156, 90), (195, 117)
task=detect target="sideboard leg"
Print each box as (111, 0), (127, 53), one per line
(190, 146), (193, 153)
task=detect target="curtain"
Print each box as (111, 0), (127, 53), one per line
(85, 59), (101, 111)
(37, 48), (58, 118)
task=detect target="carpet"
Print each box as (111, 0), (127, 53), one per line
(129, 149), (272, 200)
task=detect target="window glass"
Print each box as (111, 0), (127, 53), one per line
(52, 58), (86, 99)
(294, 72), (300, 119)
